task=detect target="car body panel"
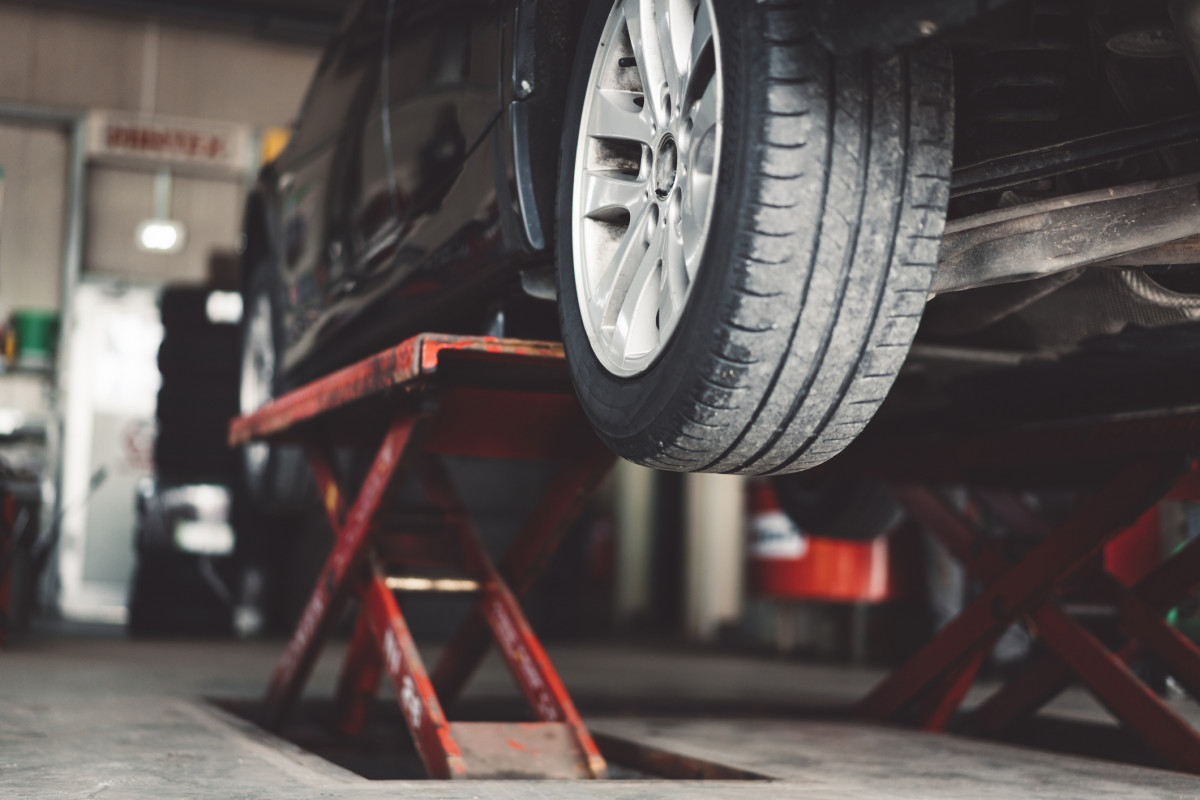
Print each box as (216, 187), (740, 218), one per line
(260, 0), (521, 382)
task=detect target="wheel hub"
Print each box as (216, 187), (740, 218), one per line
(240, 293), (274, 481)
(654, 135), (678, 198)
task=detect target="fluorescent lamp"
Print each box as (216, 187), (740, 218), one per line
(136, 219), (186, 254)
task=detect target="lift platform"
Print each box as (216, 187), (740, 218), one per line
(835, 405), (1200, 773)
(229, 334), (614, 779)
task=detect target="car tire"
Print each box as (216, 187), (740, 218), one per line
(239, 265), (312, 515)
(771, 475), (903, 542)
(556, 0), (953, 474)
(127, 553), (232, 636)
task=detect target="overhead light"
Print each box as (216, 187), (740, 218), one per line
(136, 219), (186, 254)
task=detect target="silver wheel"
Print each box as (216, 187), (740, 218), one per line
(239, 293), (274, 484)
(571, 0), (723, 377)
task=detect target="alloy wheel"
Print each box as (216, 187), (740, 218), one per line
(571, 0), (723, 377)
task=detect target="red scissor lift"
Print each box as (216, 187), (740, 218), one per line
(232, 328), (1200, 777)
(843, 407), (1200, 772)
(229, 334), (614, 779)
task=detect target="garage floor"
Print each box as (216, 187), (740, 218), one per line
(4, 624), (1200, 799)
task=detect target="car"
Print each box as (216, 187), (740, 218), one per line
(239, 0), (1200, 511)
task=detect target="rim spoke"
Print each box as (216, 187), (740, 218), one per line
(656, 0), (690, 113)
(589, 89), (654, 144)
(611, 222), (666, 363)
(581, 170), (649, 219)
(591, 202), (656, 324)
(681, 172), (711, 277)
(658, 200), (688, 328)
(623, 0), (674, 127)
(682, 73), (718, 274)
(686, 0), (713, 98)
(690, 74), (718, 146)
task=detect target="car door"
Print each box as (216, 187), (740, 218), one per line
(272, 0), (387, 359)
(381, 0), (503, 266)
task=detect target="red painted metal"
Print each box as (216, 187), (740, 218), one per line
(858, 457), (1171, 721)
(425, 389), (591, 460)
(878, 468), (1200, 773)
(748, 482), (895, 602)
(362, 563), (466, 778)
(974, 530), (1200, 734)
(917, 645), (989, 732)
(1104, 577), (1200, 703)
(417, 457), (606, 777)
(1104, 507), (1160, 587)
(333, 606), (384, 738)
(235, 333), (610, 779)
(432, 439), (616, 707)
(750, 537), (894, 602)
(263, 413), (428, 729)
(228, 334), (565, 446)
(1031, 603), (1200, 773)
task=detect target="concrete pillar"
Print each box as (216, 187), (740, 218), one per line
(613, 460), (657, 626)
(683, 472), (745, 642)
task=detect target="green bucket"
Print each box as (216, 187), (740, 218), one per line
(12, 309), (59, 368)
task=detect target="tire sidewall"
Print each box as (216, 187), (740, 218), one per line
(240, 263), (299, 512)
(556, 0), (754, 464)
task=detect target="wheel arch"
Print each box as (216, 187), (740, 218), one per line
(509, 0), (589, 257)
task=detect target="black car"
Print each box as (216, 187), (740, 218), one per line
(240, 0), (1200, 509)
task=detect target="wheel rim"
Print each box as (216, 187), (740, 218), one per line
(239, 293), (274, 482)
(572, 0), (723, 377)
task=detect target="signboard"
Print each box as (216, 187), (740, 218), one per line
(87, 110), (254, 174)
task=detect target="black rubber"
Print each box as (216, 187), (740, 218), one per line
(771, 475), (902, 542)
(238, 265), (312, 516)
(127, 553), (232, 636)
(159, 287), (218, 331)
(155, 287), (240, 483)
(556, 0), (953, 474)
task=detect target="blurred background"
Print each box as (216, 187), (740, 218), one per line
(0, 0), (1195, 691)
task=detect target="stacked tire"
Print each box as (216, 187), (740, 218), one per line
(128, 287), (241, 636)
(154, 289), (241, 479)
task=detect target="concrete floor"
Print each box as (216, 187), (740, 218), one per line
(3, 624), (1200, 799)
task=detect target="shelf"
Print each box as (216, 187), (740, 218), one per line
(0, 363), (54, 378)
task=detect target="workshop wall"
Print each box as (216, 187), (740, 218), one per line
(0, 2), (321, 309)
(0, 123), (66, 311)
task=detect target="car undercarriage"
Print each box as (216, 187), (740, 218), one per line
(881, 0), (1200, 432)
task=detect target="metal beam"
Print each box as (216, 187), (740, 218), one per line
(932, 173), (1200, 295)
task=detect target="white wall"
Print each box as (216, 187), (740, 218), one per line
(0, 2), (321, 310)
(0, 123), (67, 313)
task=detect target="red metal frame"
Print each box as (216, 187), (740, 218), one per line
(859, 459), (1200, 774)
(231, 335), (615, 779)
